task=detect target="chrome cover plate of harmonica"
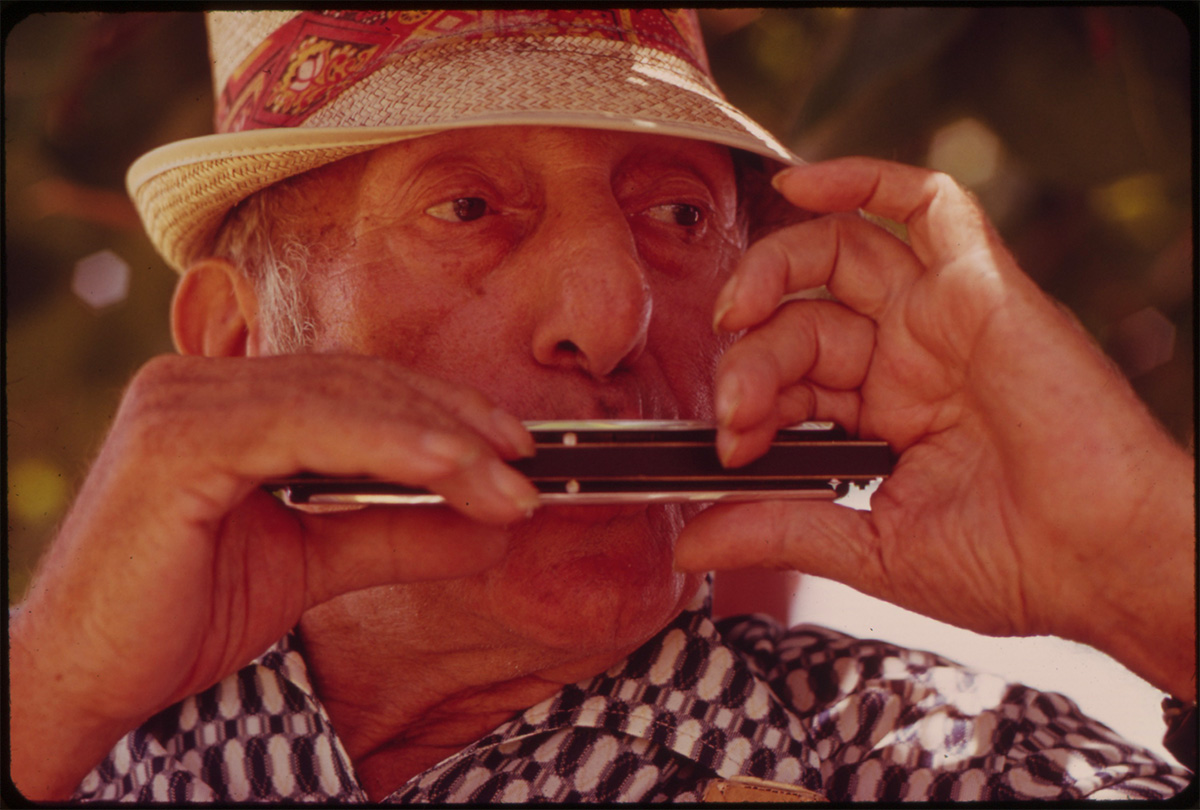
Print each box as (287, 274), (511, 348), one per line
(266, 420), (891, 509)
(277, 486), (851, 510)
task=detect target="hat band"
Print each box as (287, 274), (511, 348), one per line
(216, 9), (711, 134)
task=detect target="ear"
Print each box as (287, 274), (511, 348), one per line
(171, 259), (263, 357)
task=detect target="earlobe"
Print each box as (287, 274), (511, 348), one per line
(171, 259), (261, 357)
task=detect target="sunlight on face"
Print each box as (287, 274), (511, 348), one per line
(290, 126), (746, 666)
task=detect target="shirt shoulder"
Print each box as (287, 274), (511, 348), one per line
(72, 634), (365, 803)
(715, 615), (1192, 801)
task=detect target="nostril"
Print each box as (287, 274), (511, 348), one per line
(556, 340), (579, 355)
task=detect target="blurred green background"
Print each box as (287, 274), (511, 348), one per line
(6, 8), (1195, 604)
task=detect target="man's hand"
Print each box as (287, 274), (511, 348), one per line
(675, 157), (1194, 699)
(9, 354), (538, 800)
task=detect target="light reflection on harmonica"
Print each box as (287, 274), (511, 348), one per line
(266, 420), (893, 508)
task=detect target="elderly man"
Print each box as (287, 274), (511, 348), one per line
(9, 9), (1195, 803)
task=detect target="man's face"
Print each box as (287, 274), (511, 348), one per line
(280, 126), (744, 671)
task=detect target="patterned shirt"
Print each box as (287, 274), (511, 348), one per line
(74, 585), (1191, 802)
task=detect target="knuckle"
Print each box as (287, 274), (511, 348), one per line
(305, 356), (363, 397)
(406, 373), (496, 427)
(122, 357), (188, 421)
(928, 168), (957, 187)
(112, 356), (199, 457)
(926, 170), (969, 205)
(760, 237), (792, 276)
(130, 353), (182, 388)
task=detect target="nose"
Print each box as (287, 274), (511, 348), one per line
(530, 197), (651, 379)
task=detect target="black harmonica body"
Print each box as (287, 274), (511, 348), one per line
(267, 420), (892, 508)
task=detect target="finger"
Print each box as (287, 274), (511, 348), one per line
(713, 298), (872, 468)
(123, 356), (540, 523)
(424, 456), (541, 523)
(716, 383), (864, 468)
(236, 356), (530, 477)
(715, 299), (874, 430)
(774, 384), (863, 435)
(771, 157), (1002, 275)
(297, 505), (513, 608)
(674, 499), (881, 591)
(187, 492), (515, 676)
(401, 373), (535, 459)
(714, 211), (924, 333)
(270, 417), (539, 525)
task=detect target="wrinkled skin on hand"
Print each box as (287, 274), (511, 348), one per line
(9, 353), (538, 799)
(676, 157), (1195, 700)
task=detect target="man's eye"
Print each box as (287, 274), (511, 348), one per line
(646, 203), (705, 228)
(426, 197), (491, 222)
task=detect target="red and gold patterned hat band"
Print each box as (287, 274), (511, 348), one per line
(214, 9), (712, 133)
(129, 9), (797, 273)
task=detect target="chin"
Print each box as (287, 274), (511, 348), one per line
(480, 504), (695, 656)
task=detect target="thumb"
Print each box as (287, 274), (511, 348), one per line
(675, 500), (879, 585)
(298, 505), (513, 608)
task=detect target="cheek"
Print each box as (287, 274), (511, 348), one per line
(303, 222), (524, 361)
(649, 280), (733, 421)
(304, 257), (479, 362)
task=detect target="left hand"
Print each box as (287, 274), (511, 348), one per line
(674, 157), (1194, 699)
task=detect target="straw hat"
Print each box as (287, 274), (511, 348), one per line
(127, 9), (799, 273)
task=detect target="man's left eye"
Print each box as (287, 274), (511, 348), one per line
(426, 197), (491, 222)
(645, 203), (705, 228)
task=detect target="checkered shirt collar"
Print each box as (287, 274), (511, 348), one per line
(254, 581), (818, 802)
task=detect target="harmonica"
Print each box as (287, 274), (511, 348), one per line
(267, 420), (892, 508)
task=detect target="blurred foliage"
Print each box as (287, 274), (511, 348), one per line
(5, 8), (1195, 603)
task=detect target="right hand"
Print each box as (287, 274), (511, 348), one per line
(9, 353), (538, 800)
(675, 158), (1195, 700)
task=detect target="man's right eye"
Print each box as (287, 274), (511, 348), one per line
(426, 197), (491, 222)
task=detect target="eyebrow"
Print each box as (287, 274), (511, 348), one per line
(615, 141), (737, 192)
(382, 144), (533, 205)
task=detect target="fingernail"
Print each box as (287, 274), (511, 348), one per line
(712, 299), (734, 334)
(492, 408), (535, 457)
(717, 430), (739, 468)
(672, 552), (695, 573)
(715, 374), (741, 428)
(770, 166), (801, 191)
(488, 458), (540, 513)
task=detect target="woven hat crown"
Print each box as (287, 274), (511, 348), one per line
(209, 9), (718, 133)
(129, 9), (796, 273)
